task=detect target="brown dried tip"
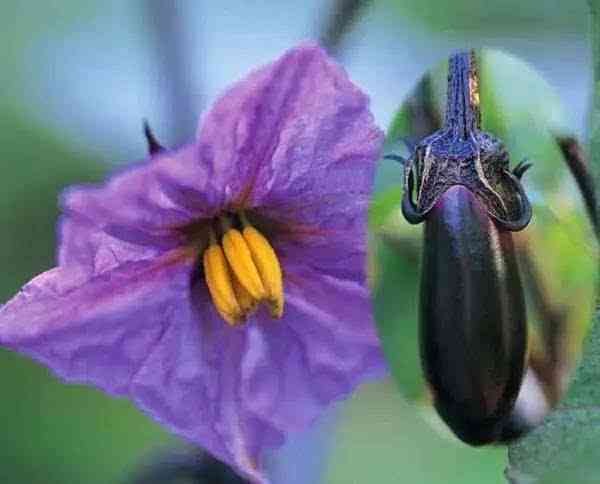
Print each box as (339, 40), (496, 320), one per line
(143, 120), (166, 155)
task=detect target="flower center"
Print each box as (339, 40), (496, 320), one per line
(202, 212), (284, 326)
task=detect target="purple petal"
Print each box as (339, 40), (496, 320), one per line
(240, 263), (384, 436)
(130, 289), (280, 484)
(196, 42), (383, 221)
(61, 144), (222, 239)
(274, 229), (368, 282)
(129, 263), (383, 483)
(0, 250), (276, 482)
(57, 216), (168, 274)
(0, 249), (195, 396)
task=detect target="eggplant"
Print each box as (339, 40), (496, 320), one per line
(420, 185), (527, 444)
(400, 51), (532, 444)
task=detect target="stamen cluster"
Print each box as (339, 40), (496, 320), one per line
(203, 212), (284, 325)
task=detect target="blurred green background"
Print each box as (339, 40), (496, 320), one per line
(0, 1), (596, 483)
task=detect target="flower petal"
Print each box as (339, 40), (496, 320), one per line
(130, 290), (278, 484)
(196, 42), (383, 221)
(0, 248), (195, 396)
(127, 265), (384, 484)
(64, 43), (382, 245)
(57, 215), (166, 274)
(61, 144), (223, 240)
(274, 229), (368, 282)
(239, 263), (385, 436)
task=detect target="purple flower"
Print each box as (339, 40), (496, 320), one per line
(0, 44), (384, 482)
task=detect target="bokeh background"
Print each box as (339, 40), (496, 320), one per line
(0, 1), (596, 483)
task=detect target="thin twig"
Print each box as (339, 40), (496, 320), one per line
(516, 240), (569, 406)
(143, 119), (166, 155)
(403, 74), (442, 141)
(555, 135), (599, 239)
(144, 1), (201, 144)
(319, 0), (371, 56)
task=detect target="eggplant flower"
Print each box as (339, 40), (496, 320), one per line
(0, 44), (384, 482)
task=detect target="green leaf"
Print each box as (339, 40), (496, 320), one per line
(326, 381), (507, 484)
(369, 188), (401, 230)
(506, 2), (600, 482)
(381, 0), (586, 36)
(507, 312), (600, 484)
(371, 236), (424, 400)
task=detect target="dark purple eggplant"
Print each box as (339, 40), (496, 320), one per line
(400, 51), (532, 444)
(420, 185), (527, 444)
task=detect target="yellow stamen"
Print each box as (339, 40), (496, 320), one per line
(240, 220), (284, 319)
(203, 233), (244, 326)
(221, 222), (267, 301)
(232, 273), (258, 316)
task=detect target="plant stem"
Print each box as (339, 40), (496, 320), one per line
(144, 1), (201, 144)
(319, 0), (371, 56)
(445, 51), (481, 136)
(555, 135), (599, 238)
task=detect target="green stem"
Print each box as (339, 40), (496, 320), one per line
(505, 4), (600, 482)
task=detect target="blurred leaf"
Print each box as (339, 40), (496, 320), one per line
(326, 381), (507, 484)
(480, 50), (597, 357)
(369, 188), (401, 230)
(0, 107), (106, 298)
(386, 103), (413, 149)
(381, 0), (586, 35)
(507, 312), (600, 484)
(506, 3), (600, 481)
(3, 1), (103, 102)
(371, 237), (423, 400)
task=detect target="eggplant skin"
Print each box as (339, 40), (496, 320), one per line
(420, 185), (527, 445)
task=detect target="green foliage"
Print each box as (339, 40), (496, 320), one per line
(506, 2), (600, 482)
(371, 237), (423, 400)
(370, 86), (425, 401)
(507, 312), (600, 484)
(381, 0), (586, 35)
(479, 51), (597, 356)
(326, 381), (507, 484)
(368, 188), (401, 231)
